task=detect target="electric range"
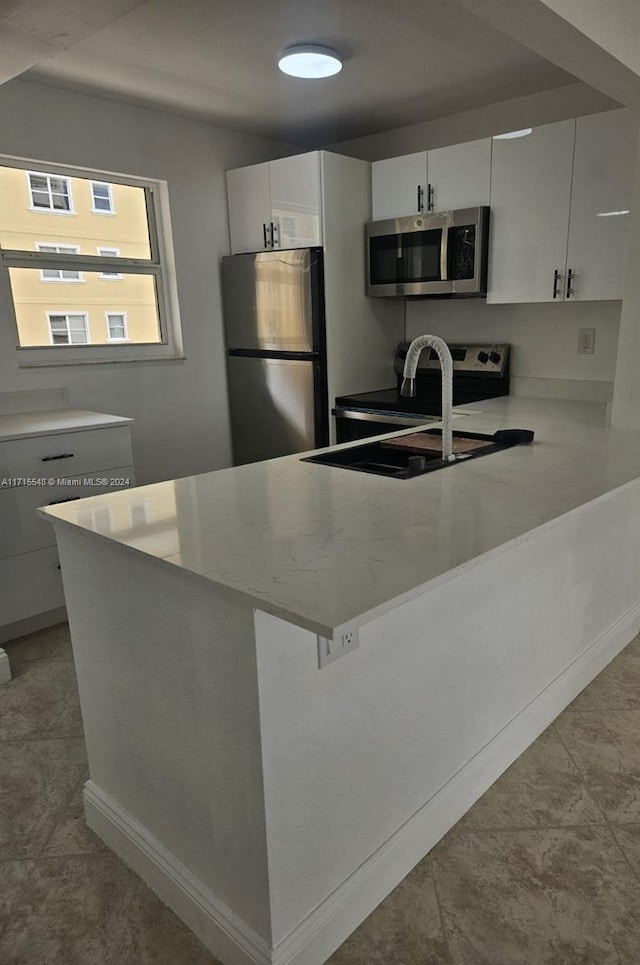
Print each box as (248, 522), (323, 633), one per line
(334, 342), (510, 443)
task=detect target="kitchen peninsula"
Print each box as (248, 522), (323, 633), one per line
(41, 396), (640, 965)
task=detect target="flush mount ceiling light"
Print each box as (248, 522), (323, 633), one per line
(493, 128), (533, 140)
(596, 210), (630, 217)
(278, 45), (342, 79)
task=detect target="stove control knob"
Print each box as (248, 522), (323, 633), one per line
(477, 351), (489, 364)
(489, 351), (501, 365)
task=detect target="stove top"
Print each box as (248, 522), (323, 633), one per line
(336, 343), (511, 418)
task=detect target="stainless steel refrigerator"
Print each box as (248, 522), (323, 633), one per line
(222, 247), (329, 465)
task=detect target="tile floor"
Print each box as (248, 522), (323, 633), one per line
(1, 624), (639, 964)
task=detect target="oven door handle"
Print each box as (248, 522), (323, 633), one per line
(440, 226), (449, 282)
(333, 407), (438, 427)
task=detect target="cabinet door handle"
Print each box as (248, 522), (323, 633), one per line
(428, 184), (435, 212)
(566, 268), (575, 299)
(263, 223), (268, 248)
(48, 496), (81, 505)
(552, 269), (562, 299)
(41, 453), (74, 462)
(270, 221), (278, 248)
(417, 185), (423, 213)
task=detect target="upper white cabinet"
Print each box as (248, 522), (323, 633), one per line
(488, 120), (576, 304)
(371, 152), (428, 220)
(565, 109), (637, 301)
(371, 139), (491, 221)
(227, 153), (322, 253)
(488, 110), (638, 304)
(426, 138), (491, 212)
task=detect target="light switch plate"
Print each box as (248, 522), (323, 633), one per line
(578, 328), (595, 355)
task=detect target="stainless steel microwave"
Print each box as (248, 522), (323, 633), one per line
(366, 206), (490, 297)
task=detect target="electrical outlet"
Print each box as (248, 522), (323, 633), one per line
(578, 328), (595, 355)
(317, 628), (360, 668)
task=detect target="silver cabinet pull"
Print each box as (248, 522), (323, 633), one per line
(263, 223), (268, 248)
(566, 268), (575, 299)
(417, 185), (424, 213)
(41, 453), (74, 462)
(428, 184), (435, 212)
(552, 269), (562, 299)
(270, 221), (279, 247)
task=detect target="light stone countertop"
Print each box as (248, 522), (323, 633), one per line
(39, 396), (640, 638)
(0, 409), (133, 442)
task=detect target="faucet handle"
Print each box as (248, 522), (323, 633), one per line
(401, 377), (416, 398)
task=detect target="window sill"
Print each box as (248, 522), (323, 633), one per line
(18, 352), (186, 368)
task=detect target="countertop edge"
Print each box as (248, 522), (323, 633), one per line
(40, 475), (640, 639)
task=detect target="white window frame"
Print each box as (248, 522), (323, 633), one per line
(36, 243), (83, 282)
(90, 181), (115, 214)
(47, 312), (90, 346)
(1, 154), (184, 366)
(26, 171), (74, 214)
(105, 311), (128, 341)
(97, 247), (123, 278)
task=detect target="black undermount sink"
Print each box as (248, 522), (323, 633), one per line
(302, 428), (534, 479)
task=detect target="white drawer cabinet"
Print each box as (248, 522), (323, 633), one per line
(0, 425), (132, 484)
(0, 410), (134, 644)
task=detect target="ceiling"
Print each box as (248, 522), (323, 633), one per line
(18, 0), (578, 146)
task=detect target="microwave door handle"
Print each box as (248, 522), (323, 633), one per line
(440, 227), (449, 282)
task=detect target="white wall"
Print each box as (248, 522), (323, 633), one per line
(326, 82), (617, 161)
(406, 299), (620, 401)
(0, 79), (296, 484)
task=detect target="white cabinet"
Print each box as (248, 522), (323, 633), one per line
(487, 120), (576, 304)
(371, 152), (428, 221)
(427, 138), (491, 211)
(226, 153), (322, 253)
(226, 163), (272, 255)
(565, 109), (637, 301)
(371, 139), (492, 221)
(0, 412), (134, 643)
(488, 111), (638, 304)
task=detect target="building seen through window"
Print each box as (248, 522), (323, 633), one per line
(0, 165), (162, 347)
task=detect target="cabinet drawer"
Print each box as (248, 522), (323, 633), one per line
(0, 466), (135, 559)
(0, 546), (65, 626)
(0, 426), (132, 487)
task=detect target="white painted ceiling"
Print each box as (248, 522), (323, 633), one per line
(19, 0), (577, 145)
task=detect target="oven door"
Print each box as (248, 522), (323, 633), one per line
(334, 407), (439, 444)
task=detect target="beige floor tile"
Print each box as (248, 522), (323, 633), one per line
(431, 826), (640, 965)
(42, 774), (106, 857)
(455, 727), (603, 831)
(0, 659), (83, 741)
(0, 739), (87, 858)
(567, 635), (640, 712)
(0, 854), (220, 965)
(4, 624), (73, 676)
(610, 823), (640, 881)
(326, 857), (449, 965)
(555, 710), (640, 823)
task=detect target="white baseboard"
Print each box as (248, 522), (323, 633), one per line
(84, 601), (640, 965)
(0, 648), (11, 683)
(84, 782), (272, 965)
(0, 606), (67, 646)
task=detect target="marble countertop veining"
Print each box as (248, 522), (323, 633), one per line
(39, 397), (640, 637)
(0, 409), (133, 442)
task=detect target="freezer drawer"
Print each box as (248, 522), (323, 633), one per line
(227, 356), (324, 465)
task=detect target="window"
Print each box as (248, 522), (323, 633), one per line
(36, 244), (82, 282)
(0, 158), (183, 364)
(48, 313), (89, 345)
(97, 248), (122, 278)
(106, 312), (128, 341)
(28, 172), (72, 212)
(91, 181), (114, 213)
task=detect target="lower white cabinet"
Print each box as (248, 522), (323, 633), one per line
(0, 411), (134, 641)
